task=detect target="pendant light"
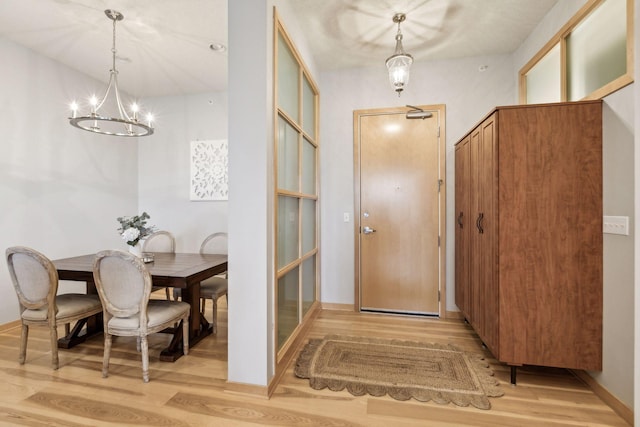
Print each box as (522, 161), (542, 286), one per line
(385, 13), (413, 96)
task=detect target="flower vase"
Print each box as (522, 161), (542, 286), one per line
(128, 243), (142, 257)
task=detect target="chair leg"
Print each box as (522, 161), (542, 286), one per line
(182, 317), (190, 355)
(201, 298), (206, 316)
(19, 324), (28, 365)
(49, 323), (59, 370)
(165, 287), (171, 300)
(141, 336), (149, 383)
(102, 333), (112, 378)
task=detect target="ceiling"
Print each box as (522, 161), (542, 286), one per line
(0, 0), (559, 98)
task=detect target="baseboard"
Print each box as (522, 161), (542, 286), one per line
(570, 369), (633, 426)
(0, 320), (21, 333)
(321, 302), (355, 311)
(445, 310), (464, 320)
(320, 305), (463, 318)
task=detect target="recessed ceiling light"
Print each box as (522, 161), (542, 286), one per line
(209, 43), (227, 53)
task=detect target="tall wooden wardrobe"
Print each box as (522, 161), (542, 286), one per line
(454, 101), (603, 382)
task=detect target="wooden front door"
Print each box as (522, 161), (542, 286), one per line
(354, 105), (445, 315)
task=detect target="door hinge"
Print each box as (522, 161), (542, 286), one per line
(438, 179), (443, 192)
(438, 290), (441, 302)
(438, 236), (441, 246)
(437, 126), (440, 137)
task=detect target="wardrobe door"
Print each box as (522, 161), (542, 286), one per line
(454, 136), (471, 319)
(469, 126), (482, 334)
(469, 114), (498, 353)
(497, 103), (602, 368)
(477, 114), (499, 353)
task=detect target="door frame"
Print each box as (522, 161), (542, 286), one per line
(353, 105), (446, 317)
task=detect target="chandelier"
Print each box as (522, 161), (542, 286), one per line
(69, 10), (154, 137)
(385, 13), (413, 96)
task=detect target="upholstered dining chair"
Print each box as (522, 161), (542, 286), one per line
(92, 250), (190, 383)
(6, 246), (103, 370)
(142, 230), (175, 299)
(174, 232), (228, 334)
(142, 230), (175, 253)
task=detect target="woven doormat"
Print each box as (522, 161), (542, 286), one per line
(294, 335), (503, 409)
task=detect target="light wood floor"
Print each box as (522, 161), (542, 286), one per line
(0, 297), (630, 426)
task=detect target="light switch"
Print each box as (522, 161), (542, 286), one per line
(343, 212), (350, 222)
(603, 216), (629, 235)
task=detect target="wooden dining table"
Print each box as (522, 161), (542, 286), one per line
(53, 252), (228, 362)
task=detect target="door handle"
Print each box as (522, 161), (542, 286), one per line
(362, 226), (377, 234)
(476, 213), (484, 234)
(457, 212), (463, 228)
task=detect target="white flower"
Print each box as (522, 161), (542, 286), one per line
(122, 227), (140, 243)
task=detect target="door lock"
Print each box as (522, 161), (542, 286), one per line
(362, 226), (377, 234)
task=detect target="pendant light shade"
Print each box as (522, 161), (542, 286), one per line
(385, 13), (413, 96)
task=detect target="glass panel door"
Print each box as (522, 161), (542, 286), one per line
(274, 18), (319, 354)
(277, 33), (299, 121)
(277, 117), (300, 192)
(302, 138), (316, 194)
(277, 267), (299, 348)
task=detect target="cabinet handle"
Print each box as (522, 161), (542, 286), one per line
(457, 212), (463, 228)
(477, 213), (484, 234)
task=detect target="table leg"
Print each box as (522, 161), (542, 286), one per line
(58, 279), (103, 349)
(159, 282), (212, 362)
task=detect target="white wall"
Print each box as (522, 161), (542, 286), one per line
(319, 54), (515, 309)
(138, 91), (228, 252)
(227, 0), (272, 386)
(0, 38), (138, 324)
(599, 86), (635, 409)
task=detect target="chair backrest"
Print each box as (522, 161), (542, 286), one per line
(200, 232), (227, 255)
(142, 230), (175, 253)
(93, 250), (152, 326)
(6, 246), (58, 313)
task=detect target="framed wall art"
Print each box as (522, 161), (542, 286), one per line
(190, 139), (228, 201)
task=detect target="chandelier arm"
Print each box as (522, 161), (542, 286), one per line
(94, 71), (115, 112)
(112, 73), (133, 122)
